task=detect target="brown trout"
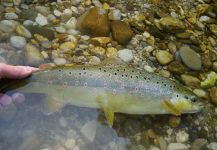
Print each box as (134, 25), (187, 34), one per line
(0, 65), (202, 126)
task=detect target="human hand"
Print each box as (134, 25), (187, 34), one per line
(0, 63), (38, 108)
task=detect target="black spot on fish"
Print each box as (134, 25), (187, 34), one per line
(83, 68), (86, 70)
(79, 73), (81, 75)
(104, 70), (106, 72)
(99, 68), (102, 70)
(58, 69), (61, 72)
(164, 84), (167, 87)
(157, 81), (159, 84)
(114, 73), (117, 75)
(69, 72), (72, 75)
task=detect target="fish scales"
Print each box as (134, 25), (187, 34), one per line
(0, 65), (202, 126)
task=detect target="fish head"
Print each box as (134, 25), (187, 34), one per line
(171, 86), (203, 114)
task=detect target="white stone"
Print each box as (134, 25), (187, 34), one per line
(64, 138), (76, 149)
(35, 6), (50, 16)
(13, 0), (21, 5)
(143, 31), (151, 39)
(207, 142), (217, 150)
(5, 13), (18, 20)
(54, 58), (67, 65)
(149, 145), (160, 150)
(71, 0), (81, 5)
(144, 65), (154, 72)
(144, 46), (154, 52)
(23, 20), (34, 26)
(89, 56), (101, 65)
(176, 131), (189, 143)
(167, 143), (188, 150)
(108, 9), (121, 20)
(55, 26), (66, 33)
(0, 20), (16, 32)
(199, 16), (210, 22)
(81, 35), (90, 41)
(64, 17), (77, 29)
(80, 120), (97, 142)
(71, 6), (79, 14)
(54, 9), (62, 17)
(67, 29), (79, 35)
(35, 13), (48, 26)
(118, 49), (133, 62)
(47, 14), (56, 22)
(10, 36), (26, 49)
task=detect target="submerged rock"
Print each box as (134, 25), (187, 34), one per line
(167, 143), (188, 150)
(210, 87), (217, 106)
(158, 16), (186, 33)
(80, 120), (98, 142)
(167, 61), (186, 74)
(180, 74), (200, 88)
(156, 50), (173, 65)
(24, 43), (44, 67)
(10, 36), (26, 49)
(76, 7), (110, 37)
(26, 25), (54, 40)
(179, 45), (202, 71)
(111, 20), (133, 45)
(118, 49), (133, 62)
(0, 20), (16, 33)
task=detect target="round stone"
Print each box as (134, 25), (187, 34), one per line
(64, 139), (76, 149)
(16, 25), (32, 38)
(60, 41), (77, 51)
(0, 94), (12, 106)
(35, 13), (48, 26)
(179, 45), (202, 70)
(10, 36), (26, 49)
(0, 20), (16, 33)
(156, 50), (173, 65)
(11, 92), (25, 104)
(106, 47), (117, 58)
(176, 131), (189, 143)
(90, 47), (106, 56)
(5, 13), (18, 20)
(54, 58), (67, 66)
(108, 9), (121, 20)
(55, 26), (66, 33)
(118, 49), (133, 62)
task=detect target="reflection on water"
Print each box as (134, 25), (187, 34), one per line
(0, 91), (216, 150)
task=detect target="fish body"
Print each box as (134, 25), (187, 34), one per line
(1, 65), (202, 125)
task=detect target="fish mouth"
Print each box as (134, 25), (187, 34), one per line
(184, 101), (204, 114)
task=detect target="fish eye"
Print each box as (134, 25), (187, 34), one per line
(191, 97), (197, 102)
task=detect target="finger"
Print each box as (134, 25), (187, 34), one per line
(0, 63), (39, 79)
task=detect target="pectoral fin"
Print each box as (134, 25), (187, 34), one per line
(43, 95), (65, 114)
(162, 100), (181, 116)
(96, 95), (115, 127)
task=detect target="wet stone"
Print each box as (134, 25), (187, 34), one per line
(167, 143), (188, 150)
(16, 25), (32, 38)
(54, 58), (67, 66)
(180, 74), (200, 88)
(158, 16), (186, 33)
(118, 49), (133, 62)
(210, 87), (217, 106)
(5, 12), (18, 20)
(35, 13), (48, 26)
(24, 43), (44, 67)
(19, 9), (38, 20)
(176, 131), (189, 143)
(193, 89), (208, 99)
(209, 24), (217, 37)
(167, 61), (186, 74)
(76, 7), (110, 37)
(111, 20), (134, 45)
(179, 45), (202, 70)
(90, 46), (106, 56)
(80, 120), (98, 142)
(191, 138), (208, 150)
(168, 116), (181, 128)
(0, 20), (16, 33)
(156, 50), (173, 65)
(10, 36), (26, 49)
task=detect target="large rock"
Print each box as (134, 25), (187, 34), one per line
(76, 7), (110, 37)
(111, 20), (133, 45)
(24, 43), (44, 67)
(158, 16), (186, 33)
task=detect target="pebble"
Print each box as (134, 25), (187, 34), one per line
(209, 87), (217, 105)
(24, 43), (44, 67)
(158, 16), (186, 33)
(60, 41), (77, 52)
(207, 142), (217, 150)
(35, 6), (50, 16)
(167, 61), (186, 74)
(11, 92), (25, 104)
(108, 9), (121, 20)
(144, 65), (154, 72)
(106, 47), (117, 58)
(118, 49), (134, 62)
(156, 50), (173, 65)
(80, 120), (97, 142)
(35, 13), (48, 26)
(16, 25), (32, 38)
(191, 138), (207, 150)
(10, 36), (26, 49)
(23, 20), (34, 26)
(179, 45), (202, 70)
(0, 94), (12, 106)
(167, 143), (188, 150)
(193, 89), (208, 99)
(89, 56), (101, 65)
(71, 0), (81, 5)
(54, 58), (67, 66)
(209, 24), (217, 36)
(64, 17), (77, 29)
(54, 10), (62, 17)
(55, 26), (66, 33)
(90, 37), (111, 47)
(64, 138), (76, 149)
(176, 131), (189, 143)
(180, 74), (200, 88)
(5, 13), (18, 20)
(0, 20), (16, 32)
(90, 46), (106, 56)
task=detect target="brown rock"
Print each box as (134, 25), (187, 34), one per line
(180, 74), (200, 88)
(210, 87), (217, 105)
(167, 61), (186, 74)
(111, 20), (134, 45)
(76, 7), (110, 37)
